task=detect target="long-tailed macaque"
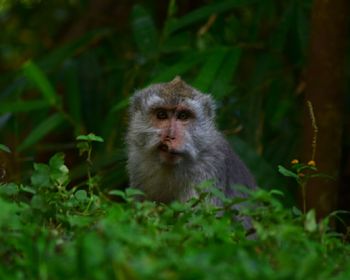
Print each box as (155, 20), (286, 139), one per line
(127, 77), (255, 206)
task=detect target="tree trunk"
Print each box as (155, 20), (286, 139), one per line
(303, 0), (349, 219)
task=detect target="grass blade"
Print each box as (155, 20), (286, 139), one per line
(22, 60), (58, 106)
(211, 47), (241, 99)
(192, 48), (228, 92)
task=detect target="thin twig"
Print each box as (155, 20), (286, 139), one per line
(307, 100), (318, 161)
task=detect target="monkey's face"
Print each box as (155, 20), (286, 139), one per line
(128, 77), (217, 167)
(150, 105), (195, 165)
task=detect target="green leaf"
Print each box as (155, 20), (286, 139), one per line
(67, 215), (93, 228)
(193, 48), (228, 92)
(304, 209), (317, 232)
(31, 163), (51, 188)
(125, 188), (145, 198)
(0, 144), (11, 153)
(269, 189), (285, 197)
(108, 190), (126, 200)
(292, 206), (303, 216)
(278, 165), (299, 179)
(0, 197), (22, 228)
(18, 113), (65, 152)
(0, 100), (50, 113)
(49, 153), (70, 187)
(110, 99), (129, 113)
(76, 142), (90, 156)
(20, 185), (36, 194)
(75, 190), (88, 202)
(211, 48), (241, 99)
(31, 194), (46, 210)
(131, 4), (158, 58)
(0, 183), (19, 196)
(76, 133), (104, 142)
(22, 60), (58, 106)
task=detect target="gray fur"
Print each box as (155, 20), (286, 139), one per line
(127, 77), (256, 205)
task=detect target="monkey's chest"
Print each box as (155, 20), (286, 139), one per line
(140, 170), (198, 203)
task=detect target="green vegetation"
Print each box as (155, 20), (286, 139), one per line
(0, 0), (312, 191)
(1, 149), (350, 279)
(1, 0), (350, 278)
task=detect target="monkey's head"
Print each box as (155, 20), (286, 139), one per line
(128, 77), (217, 165)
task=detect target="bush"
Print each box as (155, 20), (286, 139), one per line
(0, 152), (350, 279)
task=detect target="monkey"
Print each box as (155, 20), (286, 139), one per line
(126, 76), (256, 208)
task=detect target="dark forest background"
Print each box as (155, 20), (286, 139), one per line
(0, 0), (349, 220)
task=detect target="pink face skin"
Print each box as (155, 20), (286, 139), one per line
(150, 105), (195, 164)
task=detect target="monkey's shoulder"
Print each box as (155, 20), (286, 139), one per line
(210, 134), (256, 190)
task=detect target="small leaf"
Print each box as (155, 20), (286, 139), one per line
(304, 209), (317, 232)
(75, 190), (88, 202)
(170, 201), (189, 212)
(0, 144), (11, 153)
(125, 188), (145, 198)
(0, 183), (19, 196)
(31, 194), (46, 210)
(76, 142), (90, 156)
(67, 215), (93, 228)
(278, 165), (299, 179)
(269, 189), (285, 197)
(76, 133), (104, 142)
(108, 190), (126, 200)
(31, 163), (51, 188)
(292, 206), (303, 216)
(49, 153), (70, 187)
(20, 185), (36, 194)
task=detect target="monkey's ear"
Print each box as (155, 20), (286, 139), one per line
(202, 94), (216, 120)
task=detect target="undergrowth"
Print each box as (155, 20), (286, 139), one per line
(0, 139), (350, 279)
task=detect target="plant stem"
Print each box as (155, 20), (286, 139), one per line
(301, 182), (306, 214)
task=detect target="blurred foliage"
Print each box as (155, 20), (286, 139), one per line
(1, 152), (350, 279)
(1, 0), (349, 203)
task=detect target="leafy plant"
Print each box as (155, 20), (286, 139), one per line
(1, 152), (350, 279)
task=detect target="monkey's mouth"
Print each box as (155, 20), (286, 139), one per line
(159, 144), (182, 154)
(158, 144), (184, 164)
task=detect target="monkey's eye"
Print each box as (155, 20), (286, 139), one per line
(177, 110), (191, 121)
(156, 110), (168, 120)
